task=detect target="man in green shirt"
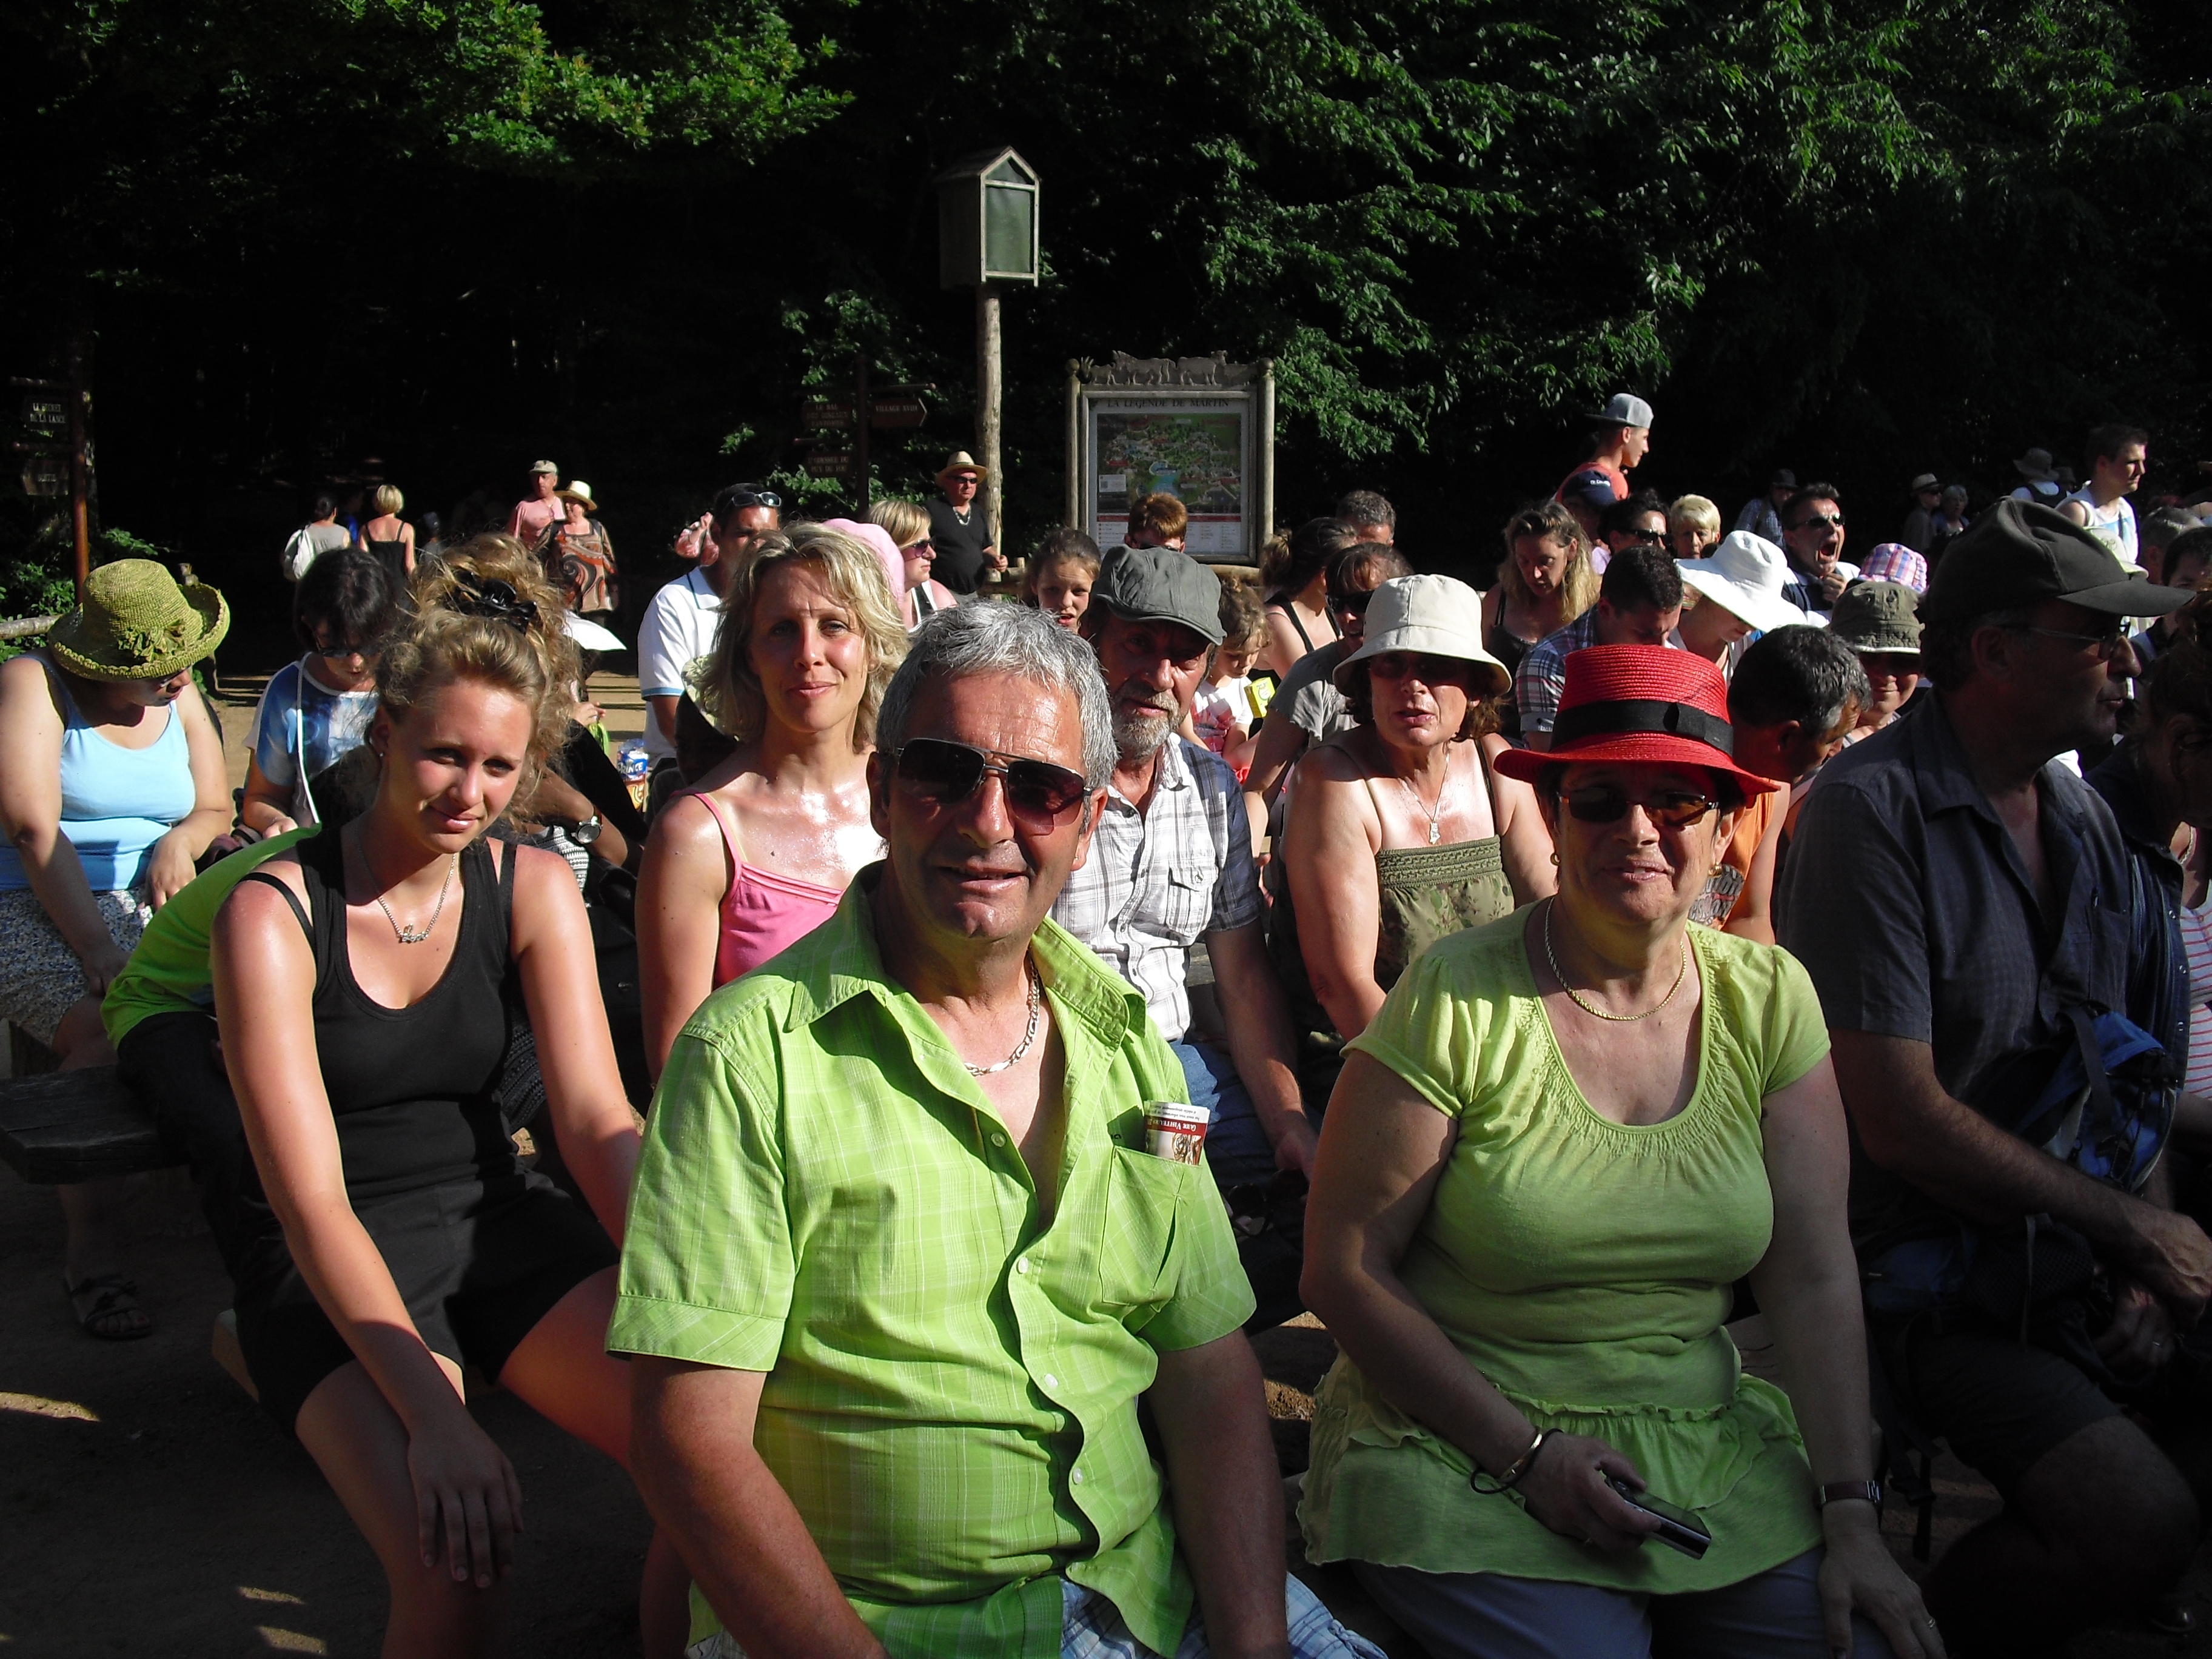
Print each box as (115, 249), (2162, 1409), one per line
(612, 604), (1379, 1659)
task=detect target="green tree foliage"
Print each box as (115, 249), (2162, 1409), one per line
(2, 0), (2207, 619)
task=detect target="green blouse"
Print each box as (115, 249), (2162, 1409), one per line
(1299, 908), (1831, 1592)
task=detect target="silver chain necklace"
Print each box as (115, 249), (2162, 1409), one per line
(1395, 745), (1454, 845)
(374, 855), (457, 945)
(1542, 900), (1688, 1023)
(967, 958), (1042, 1076)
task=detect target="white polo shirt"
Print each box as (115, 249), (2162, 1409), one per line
(635, 567), (723, 762)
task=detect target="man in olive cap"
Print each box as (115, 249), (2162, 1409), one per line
(1053, 546), (1313, 1324)
(1781, 500), (2208, 1654)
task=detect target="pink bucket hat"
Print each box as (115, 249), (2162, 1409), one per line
(824, 517), (907, 602)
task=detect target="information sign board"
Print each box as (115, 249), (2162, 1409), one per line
(1068, 356), (1275, 563)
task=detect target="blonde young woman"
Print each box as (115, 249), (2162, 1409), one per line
(358, 484), (417, 589)
(636, 525), (907, 1076)
(209, 538), (686, 1655)
(1480, 502), (1598, 741)
(870, 497), (959, 628)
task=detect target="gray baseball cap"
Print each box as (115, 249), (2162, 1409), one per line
(1091, 545), (1225, 645)
(1580, 392), (1654, 429)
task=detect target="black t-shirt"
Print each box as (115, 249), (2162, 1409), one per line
(927, 498), (994, 594)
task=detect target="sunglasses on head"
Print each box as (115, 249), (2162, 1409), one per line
(1558, 786), (1718, 829)
(893, 738), (1091, 829)
(722, 488), (782, 512)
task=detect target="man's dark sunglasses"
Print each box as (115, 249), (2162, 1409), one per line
(894, 739), (1091, 827)
(1327, 588), (1375, 616)
(1795, 514), (1845, 531)
(1559, 786), (1718, 829)
(1622, 528), (1668, 546)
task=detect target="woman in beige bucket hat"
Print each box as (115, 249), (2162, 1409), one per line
(0, 558), (233, 1338)
(1273, 574), (1557, 1066)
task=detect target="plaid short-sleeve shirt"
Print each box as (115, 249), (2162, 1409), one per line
(611, 872), (1255, 1658)
(1050, 737), (1262, 1043)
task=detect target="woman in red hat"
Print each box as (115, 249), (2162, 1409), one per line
(1299, 646), (1940, 1659)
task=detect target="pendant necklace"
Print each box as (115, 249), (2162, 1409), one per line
(1396, 746), (1453, 845)
(1542, 900), (1689, 1023)
(352, 825), (458, 947)
(967, 957), (1043, 1076)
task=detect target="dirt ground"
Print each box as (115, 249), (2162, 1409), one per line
(8, 675), (2212, 1655)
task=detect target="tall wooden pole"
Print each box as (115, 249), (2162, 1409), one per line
(65, 337), (90, 602)
(854, 352), (872, 518)
(977, 284), (1002, 549)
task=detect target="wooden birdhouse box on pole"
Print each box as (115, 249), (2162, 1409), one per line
(935, 148), (1039, 552)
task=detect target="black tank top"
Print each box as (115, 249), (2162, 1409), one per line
(242, 827), (519, 1204)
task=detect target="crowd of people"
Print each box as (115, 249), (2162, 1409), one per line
(10, 406), (2212, 1659)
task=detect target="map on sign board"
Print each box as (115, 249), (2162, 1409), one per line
(1091, 409), (1245, 555)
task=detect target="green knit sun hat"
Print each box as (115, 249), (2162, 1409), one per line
(47, 558), (230, 681)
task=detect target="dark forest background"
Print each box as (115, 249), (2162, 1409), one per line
(3, 0), (2208, 665)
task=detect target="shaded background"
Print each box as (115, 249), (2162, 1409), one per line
(3, 0), (2208, 665)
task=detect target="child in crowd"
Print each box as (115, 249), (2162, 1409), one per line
(240, 548), (396, 834)
(1193, 577), (1266, 777)
(1022, 525), (1101, 631)
(1124, 491), (1189, 549)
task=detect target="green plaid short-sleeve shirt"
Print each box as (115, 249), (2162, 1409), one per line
(609, 871), (1256, 1658)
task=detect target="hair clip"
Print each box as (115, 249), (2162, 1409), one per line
(447, 569), (538, 632)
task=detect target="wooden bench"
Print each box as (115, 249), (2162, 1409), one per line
(0, 1063), (178, 1185)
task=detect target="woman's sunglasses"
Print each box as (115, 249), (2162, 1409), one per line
(1327, 589), (1375, 616)
(894, 738), (1090, 829)
(1558, 786), (1718, 829)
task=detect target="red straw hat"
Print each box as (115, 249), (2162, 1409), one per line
(1493, 645), (1781, 796)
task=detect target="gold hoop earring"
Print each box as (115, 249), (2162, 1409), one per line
(1549, 850), (1560, 867)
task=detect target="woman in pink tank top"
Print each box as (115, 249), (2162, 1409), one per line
(635, 525), (908, 1076)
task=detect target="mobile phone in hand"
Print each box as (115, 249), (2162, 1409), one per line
(1604, 1475), (1712, 1559)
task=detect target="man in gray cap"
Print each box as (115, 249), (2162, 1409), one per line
(1734, 466), (1797, 545)
(1053, 546), (1313, 1323)
(1900, 471), (1943, 552)
(1552, 391), (1652, 510)
(1781, 500), (2209, 1655)
(506, 458), (563, 548)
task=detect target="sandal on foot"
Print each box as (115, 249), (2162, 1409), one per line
(62, 1273), (152, 1341)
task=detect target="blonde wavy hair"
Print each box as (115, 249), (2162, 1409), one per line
(1497, 500), (1599, 619)
(699, 524), (907, 747)
(374, 535), (580, 818)
(868, 498), (933, 549)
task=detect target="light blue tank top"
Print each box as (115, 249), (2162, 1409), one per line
(0, 655), (198, 894)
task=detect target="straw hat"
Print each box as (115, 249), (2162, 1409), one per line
(936, 451), (988, 483)
(555, 480), (597, 511)
(49, 559), (230, 682)
(1332, 575), (1510, 700)
(1493, 645), (1780, 796)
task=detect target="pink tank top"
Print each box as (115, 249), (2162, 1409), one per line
(689, 790), (846, 986)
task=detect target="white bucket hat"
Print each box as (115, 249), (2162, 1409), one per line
(1333, 574), (1510, 700)
(1677, 532), (1823, 634)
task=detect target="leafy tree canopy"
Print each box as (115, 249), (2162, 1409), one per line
(2, 0), (2208, 632)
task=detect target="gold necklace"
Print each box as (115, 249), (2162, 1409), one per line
(1541, 901), (1688, 1023)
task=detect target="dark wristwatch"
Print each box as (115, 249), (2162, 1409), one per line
(1815, 1480), (1882, 1510)
(565, 814), (603, 847)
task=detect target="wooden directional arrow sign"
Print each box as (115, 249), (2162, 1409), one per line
(801, 401), (855, 431)
(805, 449), (855, 478)
(869, 397), (928, 429)
(20, 395), (67, 434)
